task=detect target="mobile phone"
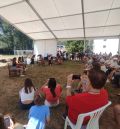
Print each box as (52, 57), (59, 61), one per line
(72, 75), (81, 80)
(4, 116), (10, 127)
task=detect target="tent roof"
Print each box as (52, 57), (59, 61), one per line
(0, 0), (120, 40)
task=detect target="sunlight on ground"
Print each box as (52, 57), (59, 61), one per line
(0, 63), (7, 67)
(0, 55), (15, 67)
(93, 39), (119, 55)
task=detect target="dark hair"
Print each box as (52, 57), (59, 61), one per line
(92, 62), (101, 71)
(34, 95), (42, 106)
(18, 57), (22, 63)
(88, 69), (107, 89)
(12, 57), (17, 66)
(48, 78), (56, 97)
(13, 57), (16, 62)
(24, 78), (35, 94)
(0, 113), (6, 129)
(21, 56), (24, 62)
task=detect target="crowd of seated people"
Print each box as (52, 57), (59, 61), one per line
(3, 52), (120, 129)
(9, 56), (26, 76)
(84, 53), (120, 87)
(83, 53), (120, 126)
(17, 59), (111, 128)
(28, 54), (64, 66)
(15, 67), (109, 129)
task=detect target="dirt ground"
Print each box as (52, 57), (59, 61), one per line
(0, 56), (120, 129)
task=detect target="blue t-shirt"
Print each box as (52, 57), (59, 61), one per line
(26, 105), (50, 129)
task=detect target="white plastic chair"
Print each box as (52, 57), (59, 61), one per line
(64, 101), (111, 129)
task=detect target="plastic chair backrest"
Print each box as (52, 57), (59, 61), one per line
(75, 101), (111, 129)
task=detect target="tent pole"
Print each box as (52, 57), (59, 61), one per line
(25, 0), (57, 40)
(81, 0), (86, 52)
(83, 38), (86, 52)
(118, 36), (120, 55)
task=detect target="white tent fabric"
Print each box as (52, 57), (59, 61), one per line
(0, 0), (120, 40)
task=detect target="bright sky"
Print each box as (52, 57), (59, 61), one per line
(93, 39), (119, 55)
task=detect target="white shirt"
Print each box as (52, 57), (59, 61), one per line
(19, 87), (35, 102)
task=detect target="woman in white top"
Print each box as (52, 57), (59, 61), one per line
(19, 78), (36, 110)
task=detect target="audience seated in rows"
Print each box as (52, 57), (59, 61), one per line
(4, 52), (120, 129)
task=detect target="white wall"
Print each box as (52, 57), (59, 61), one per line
(34, 39), (57, 57)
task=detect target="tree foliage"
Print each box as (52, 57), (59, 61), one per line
(64, 40), (93, 53)
(0, 18), (33, 50)
(64, 40), (84, 53)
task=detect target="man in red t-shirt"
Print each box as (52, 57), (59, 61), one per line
(65, 69), (108, 124)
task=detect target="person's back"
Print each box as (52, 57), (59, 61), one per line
(27, 105), (49, 129)
(20, 87), (35, 102)
(38, 78), (62, 107)
(12, 57), (17, 67)
(19, 78), (35, 110)
(41, 84), (62, 102)
(26, 95), (50, 129)
(66, 89), (108, 124)
(65, 69), (108, 124)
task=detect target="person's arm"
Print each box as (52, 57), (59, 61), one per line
(28, 108), (32, 119)
(35, 87), (45, 99)
(46, 107), (50, 123)
(35, 79), (48, 95)
(19, 89), (22, 99)
(109, 69), (116, 80)
(41, 79), (49, 89)
(46, 116), (50, 123)
(66, 74), (73, 96)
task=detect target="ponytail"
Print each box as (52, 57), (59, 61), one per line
(48, 78), (56, 97)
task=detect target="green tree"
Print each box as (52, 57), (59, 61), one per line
(14, 30), (33, 50)
(0, 18), (33, 51)
(0, 20), (15, 50)
(64, 40), (89, 53)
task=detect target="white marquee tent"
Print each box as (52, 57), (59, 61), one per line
(0, 0), (120, 56)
